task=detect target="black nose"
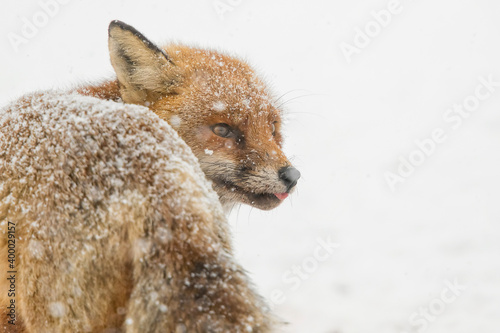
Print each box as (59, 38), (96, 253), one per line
(278, 166), (301, 191)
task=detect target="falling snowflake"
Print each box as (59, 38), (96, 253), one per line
(212, 101), (227, 112)
(169, 115), (181, 128)
(49, 302), (67, 318)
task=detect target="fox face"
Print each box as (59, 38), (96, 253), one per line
(107, 20), (300, 210)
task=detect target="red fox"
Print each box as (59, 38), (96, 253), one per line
(0, 20), (300, 332)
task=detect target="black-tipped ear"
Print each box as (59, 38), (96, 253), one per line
(108, 20), (181, 104)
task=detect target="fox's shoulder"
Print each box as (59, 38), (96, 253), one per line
(1, 90), (187, 156)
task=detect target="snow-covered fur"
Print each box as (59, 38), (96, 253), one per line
(0, 91), (273, 332)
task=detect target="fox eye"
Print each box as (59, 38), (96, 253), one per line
(212, 123), (232, 138)
(271, 122), (277, 136)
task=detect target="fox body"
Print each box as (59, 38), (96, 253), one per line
(0, 21), (299, 332)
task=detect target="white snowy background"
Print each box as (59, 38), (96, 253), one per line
(1, 0), (499, 332)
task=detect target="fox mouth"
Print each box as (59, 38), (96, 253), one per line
(211, 178), (284, 210)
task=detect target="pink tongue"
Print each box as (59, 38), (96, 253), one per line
(274, 192), (289, 200)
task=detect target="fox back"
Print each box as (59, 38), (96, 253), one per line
(0, 91), (273, 332)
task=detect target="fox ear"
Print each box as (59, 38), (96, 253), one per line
(108, 20), (181, 104)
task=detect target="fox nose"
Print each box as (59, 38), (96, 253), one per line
(278, 166), (301, 192)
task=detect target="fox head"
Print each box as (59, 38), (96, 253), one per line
(107, 20), (300, 210)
